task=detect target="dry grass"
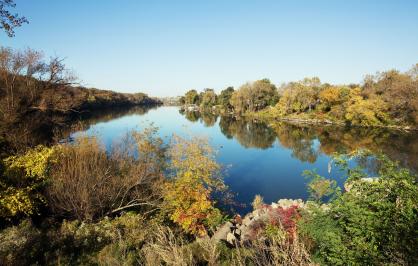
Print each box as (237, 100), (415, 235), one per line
(142, 226), (194, 266)
(229, 234), (312, 266)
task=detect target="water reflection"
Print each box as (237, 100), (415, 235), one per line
(219, 116), (276, 149)
(0, 105), (157, 152)
(182, 110), (418, 172)
(63, 106), (418, 214)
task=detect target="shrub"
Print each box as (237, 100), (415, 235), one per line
(163, 135), (225, 236)
(0, 219), (43, 265)
(46, 129), (165, 221)
(303, 170), (339, 202)
(252, 194), (264, 210)
(344, 89), (389, 126)
(1, 145), (56, 220)
(299, 152), (418, 265)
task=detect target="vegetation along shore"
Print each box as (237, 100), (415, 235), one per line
(1, 1), (417, 265)
(179, 64), (418, 131)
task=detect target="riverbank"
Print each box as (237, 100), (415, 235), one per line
(0, 85), (162, 155)
(244, 109), (418, 132)
(1, 106), (417, 265)
(179, 105), (418, 132)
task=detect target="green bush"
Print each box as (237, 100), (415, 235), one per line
(299, 152), (418, 265)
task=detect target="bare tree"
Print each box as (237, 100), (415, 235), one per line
(0, 47), (78, 117)
(0, 0), (28, 37)
(42, 56), (77, 87)
(0, 47), (25, 110)
(23, 47), (44, 100)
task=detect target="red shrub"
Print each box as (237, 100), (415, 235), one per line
(268, 205), (300, 238)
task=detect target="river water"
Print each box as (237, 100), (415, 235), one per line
(71, 106), (418, 213)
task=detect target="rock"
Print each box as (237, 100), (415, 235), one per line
(234, 228), (241, 236)
(226, 232), (236, 245)
(277, 199), (304, 209)
(212, 221), (233, 241)
(242, 216), (252, 227)
(252, 209), (260, 218)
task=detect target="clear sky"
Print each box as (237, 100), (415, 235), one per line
(2, 0), (418, 97)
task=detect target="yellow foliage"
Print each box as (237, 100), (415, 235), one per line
(164, 135), (224, 236)
(252, 194), (264, 210)
(1, 145), (56, 219)
(0, 186), (42, 217)
(345, 88), (389, 126)
(319, 86), (342, 106)
(4, 145), (57, 181)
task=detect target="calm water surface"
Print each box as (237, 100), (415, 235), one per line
(72, 106), (418, 213)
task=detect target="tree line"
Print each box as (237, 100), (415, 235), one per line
(180, 65), (418, 127)
(0, 46), (162, 154)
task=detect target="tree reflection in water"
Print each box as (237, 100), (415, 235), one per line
(182, 110), (418, 172)
(0, 106), (157, 153)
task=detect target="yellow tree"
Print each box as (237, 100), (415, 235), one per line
(164, 135), (225, 236)
(345, 88), (389, 126)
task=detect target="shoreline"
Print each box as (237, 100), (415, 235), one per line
(242, 111), (418, 132)
(178, 105), (418, 132)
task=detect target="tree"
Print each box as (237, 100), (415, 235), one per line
(184, 89), (200, 105)
(318, 86), (342, 111)
(345, 88), (389, 126)
(362, 68), (418, 124)
(218, 86), (234, 110)
(199, 88), (217, 109)
(1, 145), (55, 220)
(230, 85), (248, 114)
(22, 48), (44, 101)
(0, 47), (77, 116)
(0, 0), (28, 37)
(0, 47), (25, 110)
(43, 56), (76, 87)
(276, 78), (321, 115)
(230, 79), (278, 114)
(164, 135), (225, 236)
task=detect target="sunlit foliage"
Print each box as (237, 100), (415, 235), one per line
(344, 88), (389, 126)
(299, 151), (418, 265)
(230, 78), (278, 114)
(199, 88), (217, 109)
(164, 135), (225, 236)
(276, 77), (321, 115)
(217, 86), (234, 111)
(303, 170), (338, 202)
(252, 194), (264, 210)
(184, 89), (200, 105)
(1, 146), (56, 219)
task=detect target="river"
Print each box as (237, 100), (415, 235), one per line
(71, 106), (418, 213)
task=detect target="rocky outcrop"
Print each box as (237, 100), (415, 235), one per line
(211, 199), (305, 245)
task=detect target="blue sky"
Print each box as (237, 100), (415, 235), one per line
(3, 0), (418, 96)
